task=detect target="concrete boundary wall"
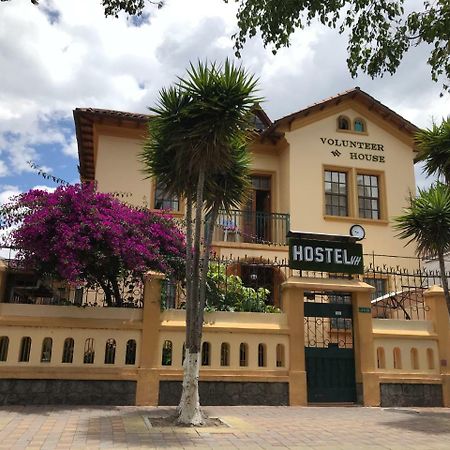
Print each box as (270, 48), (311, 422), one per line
(0, 268), (449, 407)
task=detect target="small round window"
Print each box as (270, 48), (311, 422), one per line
(354, 118), (365, 132)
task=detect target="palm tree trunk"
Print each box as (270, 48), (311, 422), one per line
(178, 169), (205, 425)
(437, 249), (450, 314)
(198, 203), (220, 322)
(178, 197), (193, 415)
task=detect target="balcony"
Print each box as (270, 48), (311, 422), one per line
(211, 209), (290, 246)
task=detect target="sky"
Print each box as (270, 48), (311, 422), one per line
(0, 0), (449, 205)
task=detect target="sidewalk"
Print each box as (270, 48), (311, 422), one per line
(0, 405), (449, 449)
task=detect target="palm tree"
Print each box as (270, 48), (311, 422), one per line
(395, 183), (450, 313)
(415, 117), (450, 185)
(142, 60), (259, 424)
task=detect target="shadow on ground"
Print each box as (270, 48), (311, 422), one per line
(381, 408), (450, 435)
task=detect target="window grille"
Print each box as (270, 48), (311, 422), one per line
(239, 343), (248, 367)
(338, 116), (350, 130)
(324, 170), (348, 216)
(258, 343), (266, 367)
(154, 181), (179, 211)
(354, 118), (365, 132)
(62, 338), (74, 363)
(84, 338), (95, 364)
(0, 336), (9, 362)
(357, 174), (380, 219)
(276, 344), (285, 367)
(104, 339), (116, 364)
(162, 340), (172, 366)
(220, 343), (230, 366)
(19, 337), (32, 362)
(125, 339), (137, 365)
(41, 337), (53, 363)
(201, 342), (210, 366)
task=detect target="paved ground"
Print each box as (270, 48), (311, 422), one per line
(0, 405), (449, 449)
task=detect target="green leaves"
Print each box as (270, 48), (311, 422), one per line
(394, 183), (450, 258)
(415, 117), (450, 184)
(229, 0), (450, 94)
(141, 59), (260, 208)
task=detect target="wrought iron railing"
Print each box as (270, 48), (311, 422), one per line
(211, 209), (290, 245)
(0, 247), (143, 307)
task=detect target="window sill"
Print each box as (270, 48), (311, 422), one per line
(335, 129), (369, 136)
(323, 215), (389, 226)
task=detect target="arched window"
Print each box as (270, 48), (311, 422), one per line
(427, 348), (435, 370)
(276, 344), (285, 367)
(220, 343), (230, 366)
(41, 338), (53, 363)
(337, 115), (350, 130)
(376, 347), (385, 369)
(162, 340), (172, 366)
(62, 338), (74, 363)
(104, 339), (116, 364)
(19, 337), (32, 362)
(0, 336), (9, 362)
(410, 348), (419, 370)
(354, 118), (366, 132)
(84, 338), (95, 364)
(125, 339), (137, 365)
(239, 343), (248, 367)
(258, 343), (266, 367)
(393, 347), (402, 369)
(201, 342), (210, 366)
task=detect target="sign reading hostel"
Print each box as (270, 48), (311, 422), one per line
(289, 237), (364, 274)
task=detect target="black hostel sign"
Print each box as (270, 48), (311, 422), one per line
(289, 237), (364, 274)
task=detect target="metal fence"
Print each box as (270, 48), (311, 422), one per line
(163, 254), (448, 320)
(0, 247), (143, 308)
(2, 247), (448, 317)
(211, 209), (290, 245)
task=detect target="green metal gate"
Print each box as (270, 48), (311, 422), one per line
(304, 291), (356, 403)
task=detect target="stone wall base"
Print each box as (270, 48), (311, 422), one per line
(0, 379), (136, 405)
(159, 381), (289, 406)
(380, 383), (443, 407)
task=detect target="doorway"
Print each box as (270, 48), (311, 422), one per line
(304, 291), (356, 403)
(243, 175), (271, 243)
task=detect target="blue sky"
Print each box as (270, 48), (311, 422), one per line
(0, 0), (448, 204)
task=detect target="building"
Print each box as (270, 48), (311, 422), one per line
(74, 87), (421, 304)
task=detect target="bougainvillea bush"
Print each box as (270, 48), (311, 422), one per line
(0, 183), (185, 307)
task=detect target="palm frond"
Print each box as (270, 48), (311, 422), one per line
(394, 183), (450, 257)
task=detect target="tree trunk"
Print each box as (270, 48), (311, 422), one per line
(197, 203), (220, 326)
(178, 197), (193, 415)
(178, 169), (205, 425)
(111, 278), (123, 307)
(437, 249), (450, 314)
(177, 351), (203, 425)
(98, 280), (113, 307)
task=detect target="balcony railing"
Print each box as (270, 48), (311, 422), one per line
(211, 209), (290, 246)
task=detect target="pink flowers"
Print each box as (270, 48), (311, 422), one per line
(1, 183), (185, 306)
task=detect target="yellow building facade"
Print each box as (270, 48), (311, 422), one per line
(74, 87), (419, 270)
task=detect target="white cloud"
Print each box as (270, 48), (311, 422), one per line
(0, 185), (20, 204)
(62, 135), (78, 158)
(31, 185), (56, 193)
(0, 160), (7, 177)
